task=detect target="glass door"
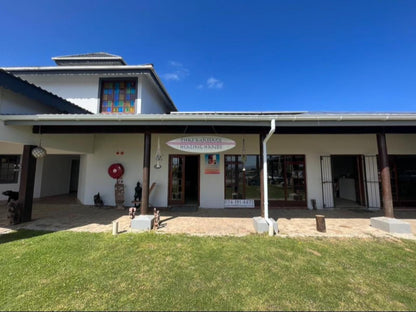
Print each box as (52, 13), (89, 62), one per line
(169, 155), (185, 205)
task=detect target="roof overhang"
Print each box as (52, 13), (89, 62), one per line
(2, 113), (416, 134)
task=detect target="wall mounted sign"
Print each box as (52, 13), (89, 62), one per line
(205, 154), (220, 174)
(166, 136), (236, 153)
(224, 199), (255, 208)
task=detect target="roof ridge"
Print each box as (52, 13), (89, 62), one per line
(52, 52), (123, 59)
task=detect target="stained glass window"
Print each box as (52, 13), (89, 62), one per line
(100, 80), (137, 114)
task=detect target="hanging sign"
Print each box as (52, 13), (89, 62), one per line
(166, 136), (236, 153)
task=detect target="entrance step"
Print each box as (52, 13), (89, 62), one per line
(370, 217), (412, 234)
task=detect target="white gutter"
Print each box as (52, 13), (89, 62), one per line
(263, 119), (276, 236)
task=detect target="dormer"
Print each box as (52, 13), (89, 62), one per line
(2, 53), (177, 114)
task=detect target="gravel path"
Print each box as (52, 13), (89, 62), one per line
(1, 199), (415, 239)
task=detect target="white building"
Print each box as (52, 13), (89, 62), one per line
(1, 53), (415, 223)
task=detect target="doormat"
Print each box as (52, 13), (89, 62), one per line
(170, 205), (198, 212)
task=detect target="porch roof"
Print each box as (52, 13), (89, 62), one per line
(2, 112), (416, 134)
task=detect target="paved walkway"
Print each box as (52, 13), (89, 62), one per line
(1, 196), (415, 239)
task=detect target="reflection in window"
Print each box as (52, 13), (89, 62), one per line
(0, 155), (20, 184)
(224, 155), (306, 202)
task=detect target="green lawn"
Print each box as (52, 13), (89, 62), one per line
(1, 230), (415, 311)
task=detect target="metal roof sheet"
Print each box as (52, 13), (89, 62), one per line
(3, 112), (416, 128)
(52, 52), (126, 66)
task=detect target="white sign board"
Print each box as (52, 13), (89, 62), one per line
(224, 199), (255, 208)
(167, 136), (236, 153)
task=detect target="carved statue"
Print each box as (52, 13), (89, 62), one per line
(134, 181), (142, 207)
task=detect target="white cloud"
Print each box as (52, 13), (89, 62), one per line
(161, 61), (189, 82)
(162, 73), (180, 81)
(196, 77), (224, 90)
(206, 77), (224, 89)
(169, 61), (183, 67)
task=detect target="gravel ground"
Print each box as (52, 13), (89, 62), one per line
(1, 197), (415, 239)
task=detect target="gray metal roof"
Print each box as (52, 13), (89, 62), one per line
(52, 52), (127, 66)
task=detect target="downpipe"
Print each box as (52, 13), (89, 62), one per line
(263, 119), (276, 236)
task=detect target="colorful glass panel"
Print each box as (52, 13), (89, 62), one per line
(100, 80), (136, 114)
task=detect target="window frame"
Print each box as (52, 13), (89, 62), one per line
(0, 155), (21, 184)
(98, 77), (139, 114)
(224, 154), (307, 208)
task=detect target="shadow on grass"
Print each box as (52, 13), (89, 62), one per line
(0, 229), (52, 245)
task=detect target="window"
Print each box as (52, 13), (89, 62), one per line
(224, 155), (306, 202)
(100, 79), (137, 114)
(0, 155), (20, 184)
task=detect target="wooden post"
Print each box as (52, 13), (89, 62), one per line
(259, 133), (265, 218)
(112, 221), (118, 235)
(315, 215), (326, 232)
(377, 133), (394, 218)
(141, 131), (151, 215)
(18, 145), (37, 223)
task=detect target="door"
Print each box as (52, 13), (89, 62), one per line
(169, 155), (185, 205)
(320, 156), (334, 208)
(364, 155), (381, 209)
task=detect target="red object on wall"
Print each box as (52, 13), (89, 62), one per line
(108, 163), (124, 179)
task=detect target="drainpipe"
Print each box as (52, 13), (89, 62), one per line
(263, 119), (276, 236)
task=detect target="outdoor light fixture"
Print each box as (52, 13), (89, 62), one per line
(154, 136), (162, 169)
(241, 137), (247, 172)
(32, 126), (47, 159)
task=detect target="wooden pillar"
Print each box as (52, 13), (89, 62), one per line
(259, 133), (265, 218)
(18, 145), (37, 223)
(141, 132), (151, 215)
(377, 133), (394, 218)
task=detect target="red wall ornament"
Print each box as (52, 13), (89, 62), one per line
(108, 163), (124, 179)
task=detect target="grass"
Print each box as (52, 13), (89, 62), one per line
(0, 230), (416, 311)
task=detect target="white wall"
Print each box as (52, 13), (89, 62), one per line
(15, 74), (101, 113)
(15, 73), (168, 115)
(0, 87), (60, 115)
(78, 134), (144, 206)
(140, 78), (170, 114)
(0, 122), (95, 155)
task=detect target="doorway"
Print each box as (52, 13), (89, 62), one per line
(168, 155), (199, 205)
(389, 155), (416, 207)
(331, 155), (366, 208)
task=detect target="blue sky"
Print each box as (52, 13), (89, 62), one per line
(1, 0), (416, 112)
